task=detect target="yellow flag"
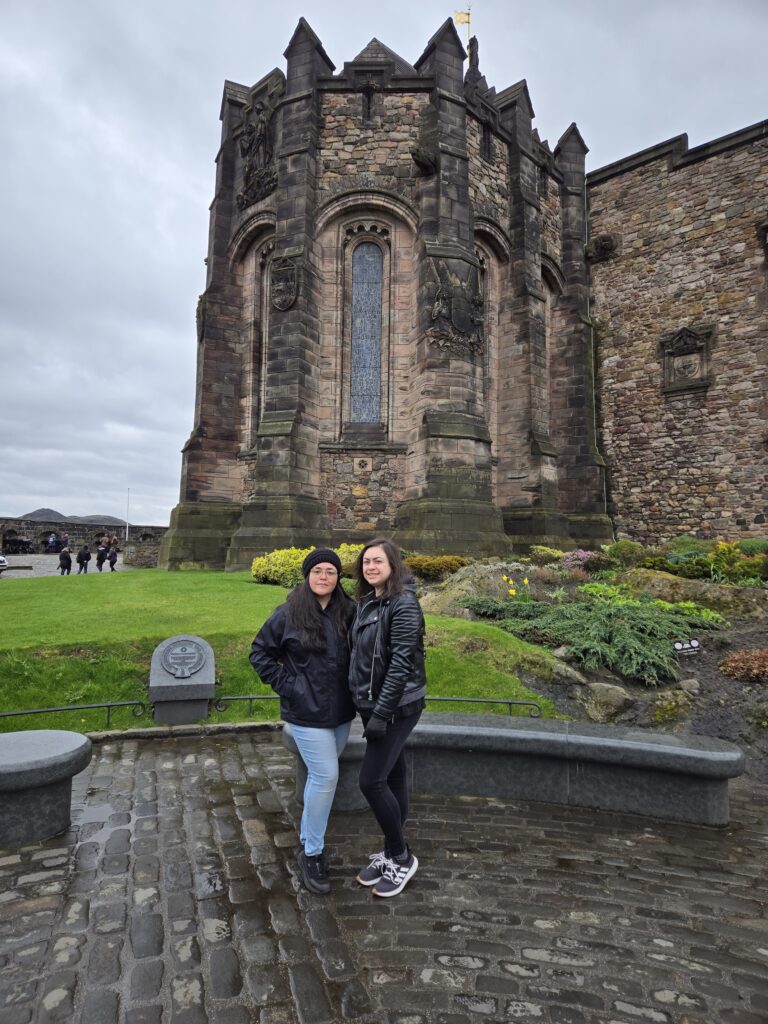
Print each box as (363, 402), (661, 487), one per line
(454, 11), (470, 24)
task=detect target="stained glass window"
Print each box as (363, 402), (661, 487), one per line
(350, 242), (382, 423)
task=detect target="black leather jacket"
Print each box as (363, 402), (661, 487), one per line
(348, 584), (426, 718)
(249, 597), (355, 728)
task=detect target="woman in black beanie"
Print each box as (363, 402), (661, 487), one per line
(249, 548), (355, 894)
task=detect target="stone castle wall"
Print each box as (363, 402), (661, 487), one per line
(0, 517), (166, 564)
(588, 128), (768, 542)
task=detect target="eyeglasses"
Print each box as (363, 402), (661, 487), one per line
(309, 568), (338, 578)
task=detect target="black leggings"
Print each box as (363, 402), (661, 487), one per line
(359, 710), (422, 859)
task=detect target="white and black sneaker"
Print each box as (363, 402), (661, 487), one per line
(372, 852), (418, 897)
(356, 851), (389, 887)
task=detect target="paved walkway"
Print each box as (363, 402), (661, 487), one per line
(0, 554), (135, 579)
(1, 728), (767, 1024)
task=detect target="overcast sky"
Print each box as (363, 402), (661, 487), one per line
(1, 0), (765, 525)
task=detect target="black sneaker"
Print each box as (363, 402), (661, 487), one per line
(356, 850), (389, 887)
(372, 852), (418, 898)
(297, 850), (331, 894)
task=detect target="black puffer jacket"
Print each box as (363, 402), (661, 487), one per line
(348, 583), (426, 718)
(249, 597), (355, 728)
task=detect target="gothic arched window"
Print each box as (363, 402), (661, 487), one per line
(349, 241), (383, 424)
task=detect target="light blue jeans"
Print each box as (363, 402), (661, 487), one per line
(292, 721), (352, 856)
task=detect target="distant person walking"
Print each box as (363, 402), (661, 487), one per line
(61, 532), (69, 549)
(96, 542), (108, 572)
(76, 545), (91, 574)
(107, 546), (118, 572)
(47, 532), (57, 553)
(58, 547), (72, 575)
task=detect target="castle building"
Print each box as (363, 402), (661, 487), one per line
(159, 18), (767, 570)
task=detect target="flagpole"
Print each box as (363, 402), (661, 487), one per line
(454, 3), (472, 44)
(125, 488), (130, 543)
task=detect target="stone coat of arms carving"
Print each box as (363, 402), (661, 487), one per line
(426, 259), (484, 356)
(660, 325), (714, 394)
(271, 256), (300, 311)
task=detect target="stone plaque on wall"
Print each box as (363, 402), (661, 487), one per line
(660, 326), (714, 395)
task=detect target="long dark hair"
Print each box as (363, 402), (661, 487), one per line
(286, 578), (354, 652)
(354, 538), (410, 600)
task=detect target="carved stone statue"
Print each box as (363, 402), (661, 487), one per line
(236, 87), (281, 210)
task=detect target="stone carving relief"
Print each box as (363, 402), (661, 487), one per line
(660, 325), (714, 395)
(236, 83), (283, 210)
(410, 143), (439, 176)
(585, 233), (620, 263)
(196, 292), (207, 345)
(270, 256), (300, 311)
(343, 223), (390, 246)
(426, 259), (484, 356)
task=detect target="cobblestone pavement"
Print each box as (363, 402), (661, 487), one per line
(1, 728), (767, 1024)
(0, 554), (135, 579)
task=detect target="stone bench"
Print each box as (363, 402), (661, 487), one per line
(0, 730), (93, 847)
(283, 713), (745, 826)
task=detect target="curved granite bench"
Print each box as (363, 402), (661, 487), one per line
(0, 730), (93, 848)
(283, 713), (745, 826)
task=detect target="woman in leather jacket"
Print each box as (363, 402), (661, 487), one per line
(250, 548), (355, 895)
(348, 538), (426, 897)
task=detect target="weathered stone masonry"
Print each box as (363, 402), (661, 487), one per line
(588, 124), (768, 543)
(160, 17), (764, 569)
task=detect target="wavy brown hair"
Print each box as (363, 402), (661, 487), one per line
(354, 538), (410, 600)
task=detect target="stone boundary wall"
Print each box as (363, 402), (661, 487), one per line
(0, 517), (167, 566)
(587, 121), (768, 543)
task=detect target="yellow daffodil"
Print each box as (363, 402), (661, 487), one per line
(523, 578), (529, 585)
(508, 588), (516, 596)
(502, 575), (508, 582)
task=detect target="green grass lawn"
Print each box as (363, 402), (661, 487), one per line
(0, 570), (558, 732)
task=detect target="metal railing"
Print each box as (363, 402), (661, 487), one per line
(426, 696), (542, 717)
(211, 695), (279, 715)
(0, 701), (148, 729)
(0, 694), (541, 731)
(210, 694), (541, 718)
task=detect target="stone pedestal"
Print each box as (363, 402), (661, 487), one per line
(149, 636), (216, 725)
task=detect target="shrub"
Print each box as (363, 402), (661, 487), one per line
(640, 554), (713, 579)
(731, 557), (768, 582)
(666, 534), (713, 556)
(719, 649), (768, 685)
(465, 593), (723, 686)
(708, 541), (744, 580)
(530, 565), (562, 585)
(335, 543), (365, 579)
(462, 596), (511, 620)
(405, 555), (470, 581)
(605, 540), (645, 566)
(529, 545), (565, 565)
(499, 601), (722, 685)
(251, 546), (311, 587)
(673, 556), (714, 580)
(561, 549), (611, 573)
(251, 543), (364, 587)
(738, 538), (768, 557)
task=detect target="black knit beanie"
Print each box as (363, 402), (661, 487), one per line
(301, 548), (342, 578)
